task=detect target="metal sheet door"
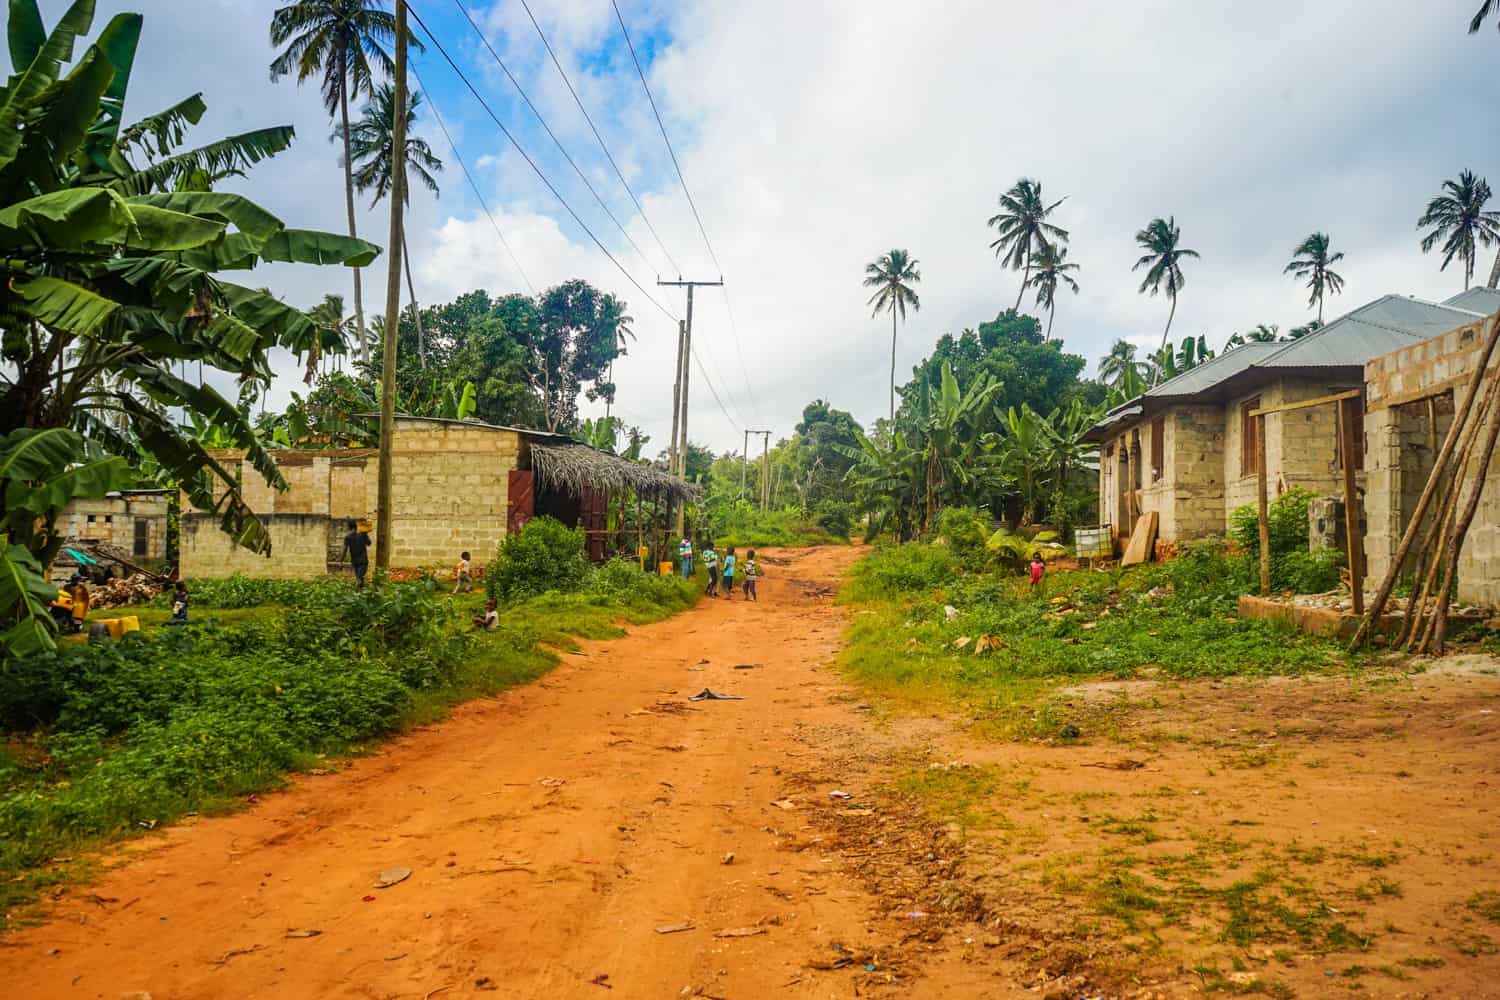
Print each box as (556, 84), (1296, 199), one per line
(507, 470), (534, 535)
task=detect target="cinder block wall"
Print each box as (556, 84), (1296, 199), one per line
(1169, 405), (1225, 538)
(181, 421), (521, 579)
(1223, 378), (1359, 528)
(1365, 320), (1499, 606)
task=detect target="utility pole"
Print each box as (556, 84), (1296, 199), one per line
(375, 0), (409, 578)
(746, 430), (772, 511)
(668, 319), (684, 481)
(658, 277), (722, 537)
(740, 429), (749, 500)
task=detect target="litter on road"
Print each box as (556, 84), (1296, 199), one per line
(688, 688), (743, 701)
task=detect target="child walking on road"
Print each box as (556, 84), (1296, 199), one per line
(702, 541), (719, 596)
(721, 546), (737, 595)
(743, 549), (760, 602)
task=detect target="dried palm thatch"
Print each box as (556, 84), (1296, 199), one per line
(529, 442), (697, 502)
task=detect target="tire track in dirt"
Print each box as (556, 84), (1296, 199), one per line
(0, 546), (1017, 999)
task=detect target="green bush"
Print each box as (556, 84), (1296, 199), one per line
(845, 542), (958, 601)
(936, 506), (990, 571)
(1229, 488), (1345, 592)
(486, 516), (591, 603)
(158, 575), (346, 609)
(707, 502), (846, 548)
(812, 499), (855, 539)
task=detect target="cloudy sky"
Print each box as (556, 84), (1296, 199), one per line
(29, 0), (1500, 452)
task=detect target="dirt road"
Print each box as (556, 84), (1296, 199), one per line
(0, 546), (1003, 999)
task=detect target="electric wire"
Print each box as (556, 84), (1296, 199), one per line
(411, 61), (535, 295)
(611, 0), (721, 276)
(409, 2), (679, 324)
(450, 0), (658, 277)
(518, 0), (681, 278)
(611, 1), (762, 425)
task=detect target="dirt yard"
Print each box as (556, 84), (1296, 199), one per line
(2, 546), (1498, 998)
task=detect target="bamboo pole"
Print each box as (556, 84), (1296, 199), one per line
(1427, 365), (1500, 653)
(1256, 413), (1270, 596)
(1350, 311), (1500, 649)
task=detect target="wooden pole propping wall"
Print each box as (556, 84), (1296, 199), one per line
(1339, 395), (1364, 616)
(1256, 412), (1270, 596)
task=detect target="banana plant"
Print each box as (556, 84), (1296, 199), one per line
(0, 427), (135, 656)
(0, 2), (379, 560)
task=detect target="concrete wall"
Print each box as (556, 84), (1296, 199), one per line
(180, 420), (521, 579)
(1223, 377), (1362, 519)
(1098, 404), (1228, 544)
(1365, 319), (1499, 607)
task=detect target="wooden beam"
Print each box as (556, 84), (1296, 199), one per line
(1339, 396), (1364, 615)
(1256, 412), (1270, 596)
(1248, 389), (1361, 418)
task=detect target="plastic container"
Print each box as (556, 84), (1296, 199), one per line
(658, 561), (674, 577)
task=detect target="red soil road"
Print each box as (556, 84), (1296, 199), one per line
(0, 546), (1004, 1000)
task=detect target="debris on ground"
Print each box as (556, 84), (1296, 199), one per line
(721, 852), (735, 865)
(1082, 759), (1145, 771)
(771, 799), (797, 810)
(654, 923), (695, 934)
(1059, 724), (1082, 739)
(588, 973), (613, 989)
(944, 605), (959, 621)
(733, 663), (762, 670)
(374, 867), (412, 888)
(91, 574), (163, 609)
(828, 790), (853, 800)
(688, 688), (743, 701)
(715, 926), (767, 938)
(285, 928), (322, 939)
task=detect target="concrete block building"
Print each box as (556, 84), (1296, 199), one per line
(49, 489), (171, 581)
(1364, 288), (1500, 607)
(179, 416), (694, 579)
(1085, 293), (1486, 548)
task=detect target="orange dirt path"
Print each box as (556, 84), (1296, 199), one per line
(0, 546), (1003, 1000)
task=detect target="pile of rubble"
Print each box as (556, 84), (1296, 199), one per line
(91, 574), (164, 609)
(1273, 590), (1490, 620)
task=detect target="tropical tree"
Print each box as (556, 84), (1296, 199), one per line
(1284, 232), (1345, 322)
(347, 81), (442, 367)
(988, 178), (1069, 312)
(305, 293), (347, 382)
(603, 309), (634, 419)
(995, 405), (1050, 525)
(1225, 323), (1281, 349)
(526, 280), (628, 432)
(270, 0), (420, 362)
(1288, 319), (1322, 339)
(1417, 170), (1500, 290)
(1098, 339), (1141, 387)
(0, 2), (376, 650)
(1026, 241), (1081, 341)
(1133, 216), (1200, 385)
(863, 249), (922, 422)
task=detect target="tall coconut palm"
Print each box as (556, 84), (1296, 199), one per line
(863, 249), (922, 422)
(270, 1), (420, 363)
(1098, 339), (1140, 387)
(306, 293), (348, 383)
(988, 178), (1069, 312)
(1225, 323), (1281, 350)
(1469, 5), (1500, 284)
(1284, 232), (1345, 323)
(1026, 242), (1081, 342)
(347, 82), (443, 367)
(1417, 170), (1500, 290)
(1132, 216), (1200, 386)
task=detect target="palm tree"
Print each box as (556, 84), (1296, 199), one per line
(1417, 170), (1500, 290)
(605, 310), (635, 419)
(347, 82), (443, 367)
(863, 249), (922, 422)
(988, 178), (1069, 312)
(1470, 7), (1500, 286)
(1284, 232), (1345, 323)
(1026, 242), (1081, 341)
(1225, 323), (1281, 350)
(1098, 339), (1140, 387)
(1132, 216), (1200, 386)
(270, 1), (420, 363)
(306, 293), (347, 382)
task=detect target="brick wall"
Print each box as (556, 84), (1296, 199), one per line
(51, 492), (170, 580)
(1365, 319), (1499, 606)
(181, 421), (521, 579)
(1223, 378), (1360, 526)
(181, 512), (332, 579)
(1169, 404), (1225, 538)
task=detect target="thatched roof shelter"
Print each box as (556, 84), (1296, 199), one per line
(528, 441), (698, 503)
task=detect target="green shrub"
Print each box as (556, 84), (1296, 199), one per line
(1278, 548), (1344, 594)
(159, 575), (346, 609)
(1229, 488), (1345, 592)
(845, 542), (958, 601)
(486, 516), (591, 603)
(937, 506), (990, 571)
(986, 530), (1032, 571)
(812, 500), (855, 539)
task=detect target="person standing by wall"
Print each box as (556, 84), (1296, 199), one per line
(679, 536), (694, 579)
(341, 519), (372, 589)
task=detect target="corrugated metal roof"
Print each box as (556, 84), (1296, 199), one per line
(1256, 295), (1480, 369)
(1146, 341), (1282, 397)
(1443, 287), (1500, 315)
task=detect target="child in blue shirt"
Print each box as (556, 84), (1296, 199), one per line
(721, 546), (737, 595)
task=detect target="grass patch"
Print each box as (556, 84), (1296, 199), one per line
(890, 764), (1003, 830)
(0, 563), (697, 929)
(1467, 889), (1500, 923)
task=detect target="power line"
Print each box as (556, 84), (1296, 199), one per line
(411, 61), (534, 295)
(517, 0), (681, 278)
(718, 286), (762, 424)
(450, 0), (659, 278)
(611, 0), (721, 277)
(409, 3), (679, 324)
(610, 2), (760, 423)
(690, 345), (741, 434)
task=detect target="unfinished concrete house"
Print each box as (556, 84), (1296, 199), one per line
(180, 416), (695, 579)
(1086, 293), (1487, 548)
(1364, 290), (1500, 607)
(49, 489), (171, 582)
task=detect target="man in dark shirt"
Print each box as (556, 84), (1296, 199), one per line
(341, 520), (371, 588)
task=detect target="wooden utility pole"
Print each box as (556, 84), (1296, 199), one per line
(375, 0), (409, 577)
(740, 429), (749, 500)
(1255, 412), (1269, 596)
(1338, 396), (1364, 615)
(668, 320), (684, 480)
(658, 278), (722, 537)
(761, 431), (771, 510)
